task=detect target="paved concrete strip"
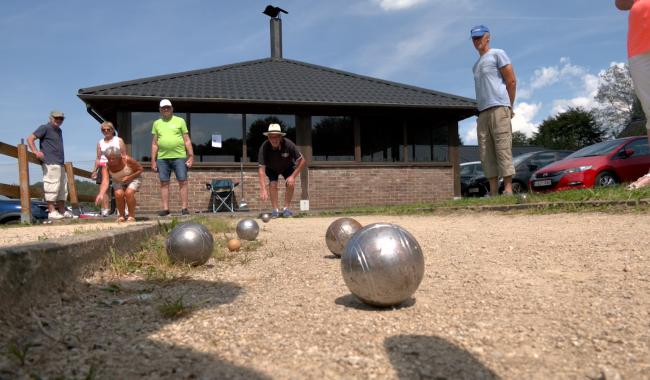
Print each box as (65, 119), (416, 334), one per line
(0, 222), (162, 310)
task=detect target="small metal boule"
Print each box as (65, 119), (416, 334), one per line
(236, 218), (260, 241)
(166, 222), (214, 266)
(341, 223), (424, 307)
(260, 213), (271, 223)
(325, 217), (362, 257)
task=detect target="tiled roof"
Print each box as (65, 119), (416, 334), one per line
(78, 58), (476, 110)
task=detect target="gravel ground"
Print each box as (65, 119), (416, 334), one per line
(0, 220), (131, 247)
(1, 213), (649, 379)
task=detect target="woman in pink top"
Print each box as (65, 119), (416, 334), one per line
(616, 0), (650, 188)
(95, 146), (143, 222)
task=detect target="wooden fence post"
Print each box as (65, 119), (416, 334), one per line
(17, 144), (32, 224)
(64, 162), (79, 214)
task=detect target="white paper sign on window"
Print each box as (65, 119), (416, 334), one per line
(211, 134), (222, 148)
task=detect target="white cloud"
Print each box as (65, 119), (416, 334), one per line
(372, 0), (429, 11)
(550, 72), (599, 114)
(512, 102), (542, 137)
(519, 57), (590, 100)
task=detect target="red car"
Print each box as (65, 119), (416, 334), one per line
(529, 136), (650, 193)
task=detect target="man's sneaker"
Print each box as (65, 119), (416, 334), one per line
(181, 208), (190, 215)
(48, 210), (64, 220)
(63, 210), (74, 219)
(271, 209), (280, 218)
(100, 208), (110, 217)
(282, 208), (293, 218)
(158, 210), (170, 217)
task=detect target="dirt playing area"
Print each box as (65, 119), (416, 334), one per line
(1, 212), (649, 379)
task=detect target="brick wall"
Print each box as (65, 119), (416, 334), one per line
(135, 165), (453, 213)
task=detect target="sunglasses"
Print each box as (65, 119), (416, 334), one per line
(101, 128), (113, 132)
(53, 117), (65, 121)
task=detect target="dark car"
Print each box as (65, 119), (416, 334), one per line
(529, 136), (650, 193)
(460, 161), (484, 197)
(465, 150), (573, 196)
(0, 195), (49, 224)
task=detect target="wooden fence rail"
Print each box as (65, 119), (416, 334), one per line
(0, 141), (94, 223)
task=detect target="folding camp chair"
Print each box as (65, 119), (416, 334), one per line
(206, 179), (238, 213)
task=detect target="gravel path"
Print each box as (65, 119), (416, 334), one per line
(1, 213), (649, 379)
(0, 221), (131, 247)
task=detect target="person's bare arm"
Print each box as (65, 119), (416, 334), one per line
(182, 134), (194, 167)
(286, 156), (306, 187)
(258, 166), (269, 201)
(91, 143), (101, 179)
(26, 134), (44, 160)
(500, 64), (517, 115)
(151, 135), (158, 171)
(118, 137), (127, 159)
(615, 0), (634, 10)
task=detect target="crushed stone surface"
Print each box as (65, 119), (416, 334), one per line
(1, 213), (649, 379)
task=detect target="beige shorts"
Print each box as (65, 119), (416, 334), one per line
(42, 164), (68, 202)
(113, 178), (141, 192)
(477, 106), (516, 178)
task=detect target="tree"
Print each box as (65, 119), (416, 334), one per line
(593, 63), (635, 138)
(530, 107), (604, 151)
(512, 131), (529, 146)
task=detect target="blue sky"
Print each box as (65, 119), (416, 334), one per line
(0, 0), (629, 184)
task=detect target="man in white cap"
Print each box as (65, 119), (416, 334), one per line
(257, 123), (305, 217)
(151, 99), (194, 216)
(470, 25), (517, 196)
(27, 110), (74, 220)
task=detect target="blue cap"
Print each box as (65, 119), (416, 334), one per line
(470, 25), (489, 38)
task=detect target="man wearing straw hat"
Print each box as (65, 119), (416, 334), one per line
(257, 123), (305, 218)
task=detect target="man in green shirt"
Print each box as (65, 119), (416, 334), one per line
(151, 99), (194, 216)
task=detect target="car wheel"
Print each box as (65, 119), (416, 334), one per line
(511, 181), (527, 194)
(595, 172), (618, 187)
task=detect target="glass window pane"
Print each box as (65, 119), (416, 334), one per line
(191, 113), (243, 162)
(246, 114), (295, 162)
(407, 121), (449, 162)
(312, 116), (354, 161)
(360, 116), (402, 162)
(131, 112), (160, 161)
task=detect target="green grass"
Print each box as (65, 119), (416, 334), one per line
(318, 185), (650, 216)
(6, 340), (35, 366)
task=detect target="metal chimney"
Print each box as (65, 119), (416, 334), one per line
(270, 18), (282, 59)
(262, 5), (288, 59)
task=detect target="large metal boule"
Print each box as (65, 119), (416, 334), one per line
(341, 223), (425, 307)
(236, 218), (260, 241)
(325, 217), (362, 257)
(166, 222), (214, 266)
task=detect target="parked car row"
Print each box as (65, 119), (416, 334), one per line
(0, 195), (49, 224)
(461, 136), (650, 196)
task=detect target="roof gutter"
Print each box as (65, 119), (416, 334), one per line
(85, 104), (105, 123)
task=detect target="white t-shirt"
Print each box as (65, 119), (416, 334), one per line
(98, 136), (121, 165)
(472, 48), (512, 112)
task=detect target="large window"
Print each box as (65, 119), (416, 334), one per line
(246, 114), (295, 162)
(406, 122), (449, 162)
(312, 116), (354, 161)
(131, 112), (163, 161)
(360, 116), (402, 162)
(191, 113), (243, 162)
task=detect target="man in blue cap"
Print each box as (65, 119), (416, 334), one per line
(470, 25), (517, 196)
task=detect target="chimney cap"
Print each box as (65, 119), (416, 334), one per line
(263, 5), (288, 18)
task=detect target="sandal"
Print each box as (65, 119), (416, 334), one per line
(627, 173), (650, 190)
(117, 216), (126, 223)
(127, 217), (136, 222)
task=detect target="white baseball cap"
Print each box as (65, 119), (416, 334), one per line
(159, 99), (172, 108)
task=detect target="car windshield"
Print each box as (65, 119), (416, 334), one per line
(460, 164), (476, 175)
(566, 139), (623, 158)
(513, 152), (537, 166)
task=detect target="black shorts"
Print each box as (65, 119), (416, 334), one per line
(265, 164), (295, 182)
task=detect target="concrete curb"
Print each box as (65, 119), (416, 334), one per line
(0, 222), (163, 310)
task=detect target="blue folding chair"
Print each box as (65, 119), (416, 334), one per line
(206, 179), (238, 213)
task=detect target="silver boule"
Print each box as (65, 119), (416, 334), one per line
(166, 222), (214, 266)
(325, 217), (362, 257)
(236, 218), (260, 241)
(341, 223), (424, 307)
(260, 213), (271, 223)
